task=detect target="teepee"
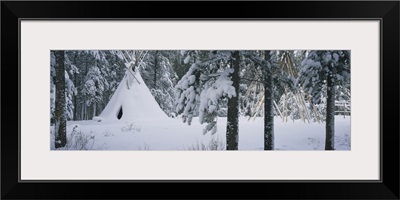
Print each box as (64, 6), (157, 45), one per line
(93, 67), (167, 122)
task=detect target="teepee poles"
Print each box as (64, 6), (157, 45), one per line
(122, 50), (149, 85)
(243, 51), (324, 123)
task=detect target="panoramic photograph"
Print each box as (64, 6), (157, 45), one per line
(50, 50), (350, 150)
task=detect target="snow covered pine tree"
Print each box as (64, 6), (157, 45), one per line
(262, 51), (274, 150)
(140, 50), (178, 116)
(54, 50), (67, 148)
(242, 50), (280, 150)
(175, 50), (240, 150)
(226, 51), (240, 150)
(299, 51), (350, 150)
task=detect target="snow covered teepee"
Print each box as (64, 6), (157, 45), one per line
(93, 67), (167, 122)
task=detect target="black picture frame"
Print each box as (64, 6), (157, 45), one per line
(2, 1), (399, 199)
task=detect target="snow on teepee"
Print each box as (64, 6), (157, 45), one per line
(93, 67), (167, 122)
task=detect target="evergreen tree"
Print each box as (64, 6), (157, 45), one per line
(50, 52), (56, 124)
(242, 50), (292, 150)
(299, 50), (350, 150)
(262, 51), (274, 150)
(140, 50), (178, 116)
(64, 52), (78, 120)
(175, 50), (240, 150)
(81, 64), (108, 118)
(54, 50), (67, 148)
(226, 51), (240, 150)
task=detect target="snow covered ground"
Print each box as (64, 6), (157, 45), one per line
(51, 116), (350, 150)
(50, 71), (350, 151)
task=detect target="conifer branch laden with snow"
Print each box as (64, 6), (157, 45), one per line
(174, 62), (201, 125)
(174, 51), (237, 135)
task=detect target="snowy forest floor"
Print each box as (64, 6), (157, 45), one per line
(51, 116), (350, 150)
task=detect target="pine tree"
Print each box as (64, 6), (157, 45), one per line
(174, 51), (202, 124)
(299, 50), (350, 150)
(51, 50), (132, 122)
(242, 50), (293, 150)
(175, 50), (239, 150)
(64, 52), (78, 120)
(243, 51), (275, 150)
(50, 52), (56, 124)
(140, 50), (178, 116)
(262, 51), (274, 150)
(81, 64), (108, 118)
(226, 51), (240, 150)
(54, 50), (67, 148)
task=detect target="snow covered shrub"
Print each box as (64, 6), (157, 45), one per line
(102, 130), (113, 137)
(138, 143), (150, 150)
(121, 122), (141, 133)
(185, 136), (225, 150)
(52, 125), (95, 150)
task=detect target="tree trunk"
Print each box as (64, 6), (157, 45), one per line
(83, 97), (86, 120)
(73, 72), (77, 121)
(73, 52), (78, 121)
(54, 51), (67, 148)
(81, 102), (84, 120)
(325, 64), (336, 150)
(263, 51), (274, 150)
(226, 51), (240, 150)
(93, 102), (96, 117)
(84, 56), (88, 120)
